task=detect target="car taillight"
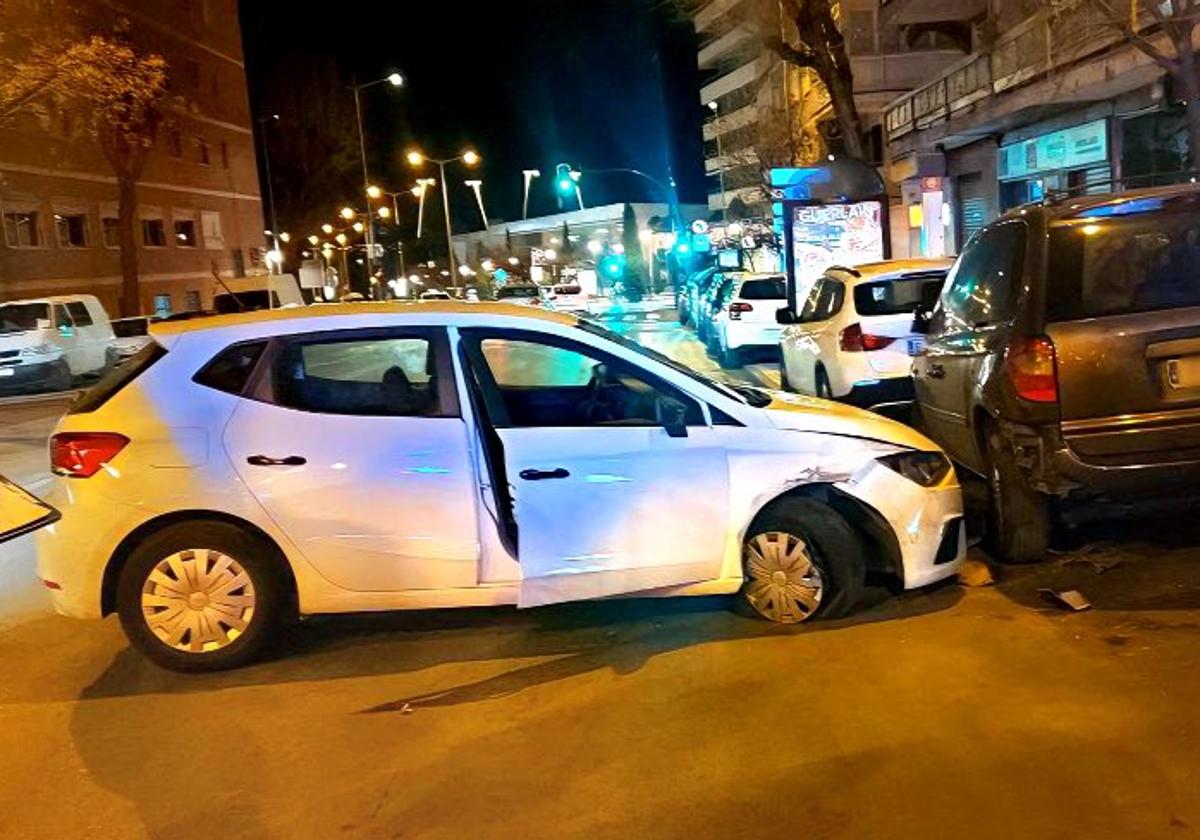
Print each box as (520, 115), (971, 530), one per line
(729, 302), (753, 320)
(1005, 335), (1058, 403)
(50, 432), (129, 478)
(839, 323), (895, 352)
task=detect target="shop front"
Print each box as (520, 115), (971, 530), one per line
(997, 117), (1112, 210)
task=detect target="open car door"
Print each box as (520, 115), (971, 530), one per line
(459, 328), (730, 608)
(0, 475), (59, 545)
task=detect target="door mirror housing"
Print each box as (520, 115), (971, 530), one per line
(656, 395), (688, 438)
(775, 306), (798, 325)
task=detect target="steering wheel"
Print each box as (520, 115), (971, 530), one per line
(582, 363), (621, 422)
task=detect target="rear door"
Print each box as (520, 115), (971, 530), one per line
(854, 272), (947, 378)
(1045, 202), (1200, 464)
(914, 222), (1025, 472)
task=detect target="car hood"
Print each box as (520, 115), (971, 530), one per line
(0, 332), (36, 352)
(760, 390), (941, 451)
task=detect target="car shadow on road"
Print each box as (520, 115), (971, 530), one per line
(74, 584), (962, 706)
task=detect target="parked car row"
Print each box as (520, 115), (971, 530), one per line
(676, 267), (789, 369)
(0, 295), (115, 394)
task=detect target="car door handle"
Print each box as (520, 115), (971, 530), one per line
(925, 363), (946, 379)
(246, 454), (307, 467)
(518, 467), (570, 481)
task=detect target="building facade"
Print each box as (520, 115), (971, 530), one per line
(0, 0), (264, 318)
(692, 0), (967, 222)
(883, 0), (1193, 258)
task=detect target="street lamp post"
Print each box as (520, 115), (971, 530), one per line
(256, 113), (281, 269)
(407, 149), (481, 291)
(412, 179), (436, 239)
(350, 71), (403, 287)
(708, 100), (728, 224)
(522, 169), (540, 219)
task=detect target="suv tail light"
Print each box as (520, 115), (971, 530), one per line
(50, 432), (129, 478)
(839, 323), (896, 352)
(1005, 335), (1058, 403)
(728, 301), (753, 320)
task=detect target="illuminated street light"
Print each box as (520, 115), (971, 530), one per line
(543, 248), (557, 261)
(522, 168), (540, 219)
(377, 205), (391, 219)
(367, 185), (382, 199)
(462, 150), (480, 166)
(352, 221), (365, 233)
(322, 223), (334, 235)
(340, 207), (356, 221)
(278, 231), (291, 243)
(387, 72), (403, 86)
(350, 72), (405, 284)
(586, 239), (602, 256)
(407, 150), (482, 285)
(307, 234), (320, 246)
(335, 232), (348, 246)
(406, 150), (425, 166)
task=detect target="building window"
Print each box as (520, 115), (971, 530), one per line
(184, 290), (201, 311)
(141, 218), (166, 247)
(201, 210), (223, 248)
(174, 218), (197, 247)
(101, 217), (121, 248)
(169, 130), (182, 158)
(55, 212), (88, 247)
(4, 210), (41, 247)
(197, 137), (210, 165)
(154, 294), (172, 318)
(220, 140), (229, 168)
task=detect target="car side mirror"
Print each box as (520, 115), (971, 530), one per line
(775, 307), (798, 325)
(58, 323), (74, 338)
(656, 395), (688, 438)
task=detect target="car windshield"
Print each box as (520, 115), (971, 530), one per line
(576, 319), (770, 407)
(498, 286), (539, 299)
(854, 274), (946, 316)
(0, 302), (49, 334)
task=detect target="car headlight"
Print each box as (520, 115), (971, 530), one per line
(876, 451), (953, 487)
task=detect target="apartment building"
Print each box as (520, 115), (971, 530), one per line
(883, 0), (1193, 257)
(693, 0), (966, 222)
(0, 0), (264, 317)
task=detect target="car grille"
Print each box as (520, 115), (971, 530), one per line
(935, 517), (964, 565)
(0, 350), (18, 359)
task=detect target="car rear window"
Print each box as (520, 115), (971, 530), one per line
(0, 302), (48, 333)
(1047, 210), (1200, 320)
(497, 286), (538, 299)
(193, 340), (268, 395)
(854, 275), (946, 316)
(70, 343), (165, 414)
(738, 278), (786, 300)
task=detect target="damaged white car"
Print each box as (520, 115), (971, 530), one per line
(11, 302), (964, 671)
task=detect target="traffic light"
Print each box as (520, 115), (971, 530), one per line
(599, 253), (625, 279)
(555, 163), (579, 197)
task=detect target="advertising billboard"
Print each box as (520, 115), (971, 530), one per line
(790, 200), (884, 290)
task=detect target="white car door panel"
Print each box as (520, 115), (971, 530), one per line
(500, 426), (729, 607)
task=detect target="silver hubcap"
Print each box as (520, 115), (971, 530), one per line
(141, 549), (256, 653)
(743, 531), (824, 623)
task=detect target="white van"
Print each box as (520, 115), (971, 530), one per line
(211, 274), (304, 314)
(0, 295), (114, 393)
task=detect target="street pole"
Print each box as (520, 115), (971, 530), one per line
(257, 114), (281, 271)
(352, 85), (376, 288)
(522, 169), (540, 219)
(438, 161), (457, 290)
(709, 101), (728, 224)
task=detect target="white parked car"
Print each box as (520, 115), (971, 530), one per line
(708, 274), (788, 369)
(0, 294), (114, 392)
(107, 316), (155, 368)
(547, 283), (588, 313)
(494, 283), (545, 307)
(778, 260), (952, 406)
(419, 289), (453, 301)
(22, 303), (963, 671)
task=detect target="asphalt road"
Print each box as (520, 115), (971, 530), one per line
(2, 308), (1200, 838)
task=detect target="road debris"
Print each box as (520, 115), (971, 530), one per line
(1039, 588), (1092, 612)
(957, 558), (995, 587)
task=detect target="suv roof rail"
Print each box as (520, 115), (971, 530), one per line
(1042, 169), (1200, 204)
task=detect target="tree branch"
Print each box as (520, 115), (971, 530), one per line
(764, 36), (818, 68)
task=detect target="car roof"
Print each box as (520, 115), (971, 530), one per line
(1011, 183), (1200, 223)
(0, 294), (98, 305)
(827, 259), (953, 284)
(149, 301), (578, 339)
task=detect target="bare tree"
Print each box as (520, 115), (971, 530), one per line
(1088, 0), (1200, 167)
(0, 14), (170, 316)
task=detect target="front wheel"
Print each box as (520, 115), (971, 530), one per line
(815, 367), (834, 400)
(737, 498), (865, 623)
(116, 521), (288, 672)
(985, 428), (1050, 564)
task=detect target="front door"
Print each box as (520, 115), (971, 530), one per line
(223, 327), (481, 592)
(459, 328), (730, 607)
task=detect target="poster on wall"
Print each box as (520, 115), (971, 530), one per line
(790, 200), (884, 290)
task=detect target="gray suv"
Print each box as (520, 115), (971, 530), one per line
(912, 185), (1200, 562)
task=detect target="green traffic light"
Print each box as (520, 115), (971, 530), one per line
(558, 179), (573, 193)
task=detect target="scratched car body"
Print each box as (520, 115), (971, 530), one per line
(25, 302), (964, 671)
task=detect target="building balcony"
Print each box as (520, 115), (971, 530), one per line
(700, 55), (775, 105)
(879, 0), (986, 25)
(703, 103), (756, 141)
(693, 0), (742, 36)
(851, 50), (966, 97)
(698, 23), (755, 70)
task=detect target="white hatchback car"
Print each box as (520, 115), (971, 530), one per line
(778, 260), (952, 406)
(26, 303), (964, 671)
(708, 274), (788, 369)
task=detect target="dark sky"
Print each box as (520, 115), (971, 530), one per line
(239, 1), (705, 232)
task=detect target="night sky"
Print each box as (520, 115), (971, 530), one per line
(239, 1), (706, 234)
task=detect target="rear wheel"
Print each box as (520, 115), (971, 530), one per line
(737, 498), (864, 623)
(116, 521), (288, 672)
(985, 427), (1050, 564)
(815, 366), (834, 400)
(719, 343), (741, 369)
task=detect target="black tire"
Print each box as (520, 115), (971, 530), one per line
(719, 344), (741, 370)
(779, 364), (793, 392)
(116, 520), (289, 672)
(815, 366), (834, 400)
(47, 360), (72, 392)
(984, 427), (1050, 564)
(736, 497), (865, 623)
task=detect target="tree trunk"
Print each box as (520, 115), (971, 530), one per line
(116, 175), (140, 317)
(822, 62), (868, 161)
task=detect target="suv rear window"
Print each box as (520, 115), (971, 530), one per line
(738, 278), (786, 300)
(1047, 211), (1200, 320)
(70, 343), (165, 414)
(854, 275), (946, 316)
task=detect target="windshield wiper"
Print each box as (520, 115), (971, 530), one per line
(729, 383), (772, 407)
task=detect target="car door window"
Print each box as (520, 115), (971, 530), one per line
(65, 301), (93, 327)
(268, 329), (456, 417)
(471, 333), (704, 428)
(934, 221), (1025, 333)
(816, 279), (845, 320)
(53, 304), (72, 333)
(798, 279), (824, 321)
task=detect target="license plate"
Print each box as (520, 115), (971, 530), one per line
(0, 368), (14, 377)
(906, 338), (925, 356)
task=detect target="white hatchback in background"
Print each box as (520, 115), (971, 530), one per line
(779, 260), (952, 407)
(23, 303), (964, 672)
(0, 294), (114, 392)
(547, 283), (588, 313)
(709, 274), (787, 369)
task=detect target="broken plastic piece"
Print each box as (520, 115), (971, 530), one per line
(1038, 588), (1092, 612)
